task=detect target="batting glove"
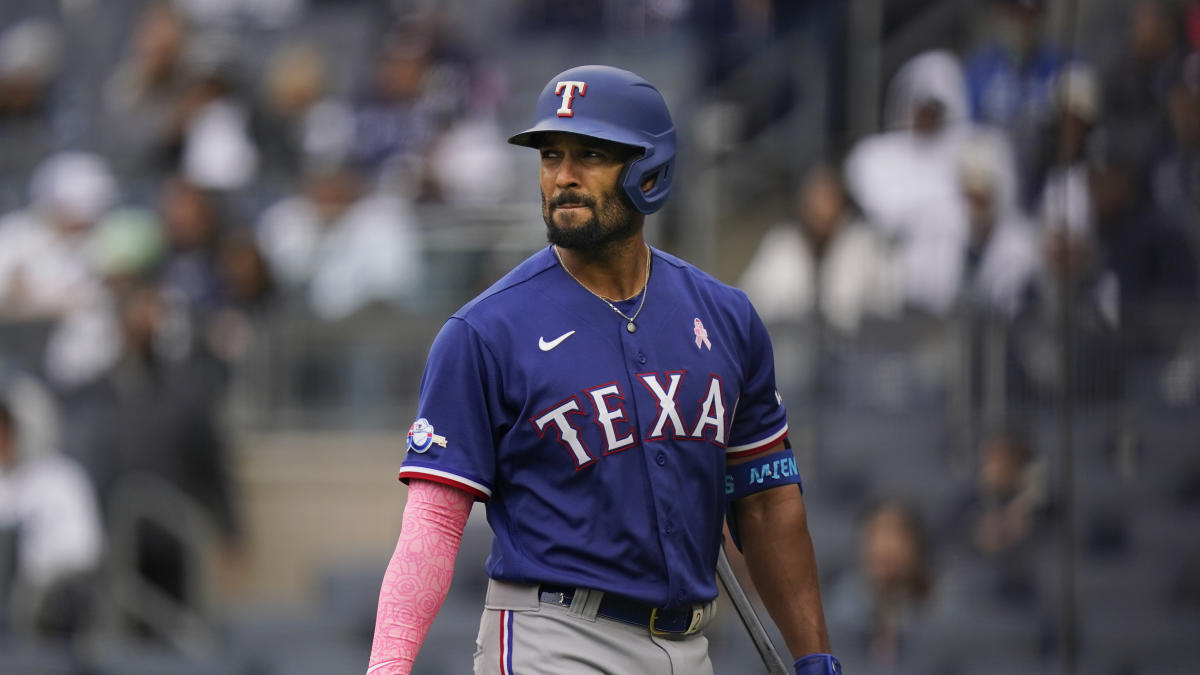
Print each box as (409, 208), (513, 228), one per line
(794, 653), (842, 675)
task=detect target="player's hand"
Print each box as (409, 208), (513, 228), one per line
(794, 653), (842, 675)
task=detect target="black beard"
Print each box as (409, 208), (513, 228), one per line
(542, 185), (638, 252)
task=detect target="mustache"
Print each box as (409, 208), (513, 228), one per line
(549, 191), (596, 209)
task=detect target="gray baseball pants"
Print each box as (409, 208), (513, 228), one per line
(473, 578), (717, 674)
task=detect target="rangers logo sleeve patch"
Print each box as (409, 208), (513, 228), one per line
(407, 418), (448, 453)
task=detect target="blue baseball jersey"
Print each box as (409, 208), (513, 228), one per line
(398, 245), (790, 608)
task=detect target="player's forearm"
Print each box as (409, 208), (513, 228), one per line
(735, 485), (832, 659)
(367, 479), (473, 674)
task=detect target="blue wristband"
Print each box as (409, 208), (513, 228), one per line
(794, 653), (841, 675)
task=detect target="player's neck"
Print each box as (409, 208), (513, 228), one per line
(555, 235), (650, 301)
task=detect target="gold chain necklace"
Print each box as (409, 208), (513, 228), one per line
(554, 245), (651, 333)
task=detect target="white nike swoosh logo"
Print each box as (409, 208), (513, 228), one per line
(538, 330), (576, 351)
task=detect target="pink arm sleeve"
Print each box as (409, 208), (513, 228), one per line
(366, 478), (474, 674)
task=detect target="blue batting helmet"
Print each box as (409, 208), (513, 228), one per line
(508, 65), (676, 214)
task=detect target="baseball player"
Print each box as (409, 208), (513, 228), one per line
(368, 65), (840, 675)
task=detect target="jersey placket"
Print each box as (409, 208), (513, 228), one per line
(616, 316), (690, 609)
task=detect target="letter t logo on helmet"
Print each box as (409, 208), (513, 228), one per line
(508, 65), (677, 215)
(554, 81), (587, 117)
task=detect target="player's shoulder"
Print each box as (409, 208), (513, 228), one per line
(653, 247), (753, 307)
(657, 243), (748, 291)
(452, 246), (559, 322)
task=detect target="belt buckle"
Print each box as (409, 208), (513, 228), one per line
(649, 605), (705, 637)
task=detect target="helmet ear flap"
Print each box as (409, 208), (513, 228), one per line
(623, 154), (674, 214)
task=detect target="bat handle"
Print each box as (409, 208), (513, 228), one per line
(716, 547), (793, 675)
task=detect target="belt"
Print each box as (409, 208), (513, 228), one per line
(538, 584), (706, 636)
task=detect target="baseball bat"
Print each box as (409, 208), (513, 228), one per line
(716, 547), (791, 675)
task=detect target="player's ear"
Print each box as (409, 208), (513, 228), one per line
(641, 174), (657, 193)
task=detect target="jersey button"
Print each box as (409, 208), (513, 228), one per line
(636, 351), (647, 365)
(664, 521), (674, 534)
(655, 452), (666, 466)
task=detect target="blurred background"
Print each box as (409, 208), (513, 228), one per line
(0, 0), (1197, 673)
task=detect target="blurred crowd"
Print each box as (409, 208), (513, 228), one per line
(736, 1), (1200, 673)
(0, 0), (531, 669)
(743, 0), (1199, 333)
(0, 0), (1197, 673)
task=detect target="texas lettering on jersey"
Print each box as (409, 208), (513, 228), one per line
(531, 372), (727, 470)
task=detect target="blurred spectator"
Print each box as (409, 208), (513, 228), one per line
(1088, 128), (1197, 309)
(425, 115), (516, 206)
(350, 25), (469, 195)
(79, 281), (239, 604)
(204, 231), (275, 365)
(738, 165), (900, 334)
(1152, 52), (1200, 260)
(966, 0), (1061, 130)
(41, 207), (166, 394)
(1101, 0), (1183, 168)
(88, 207), (167, 292)
(0, 17), (64, 190)
(0, 382), (103, 636)
(101, 1), (192, 184)
(844, 50), (974, 315)
(250, 43), (353, 187)
(177, 34), (259, 191)
(216, 230), (274, 314)
(826, 500), (935, 669)
(105, 6), (258, 193)
(939, 431), (1052, 609)
(956, 133), (1040, 318)
(1036, 221), (1115, 316)
(0, 17), (61, 120)
(966, 432), (1049, 556)
(351, 33), (436, 183)
(255, 164), (423, 320)
(0, 365), (61, 467)
(0, 152), (116, 321)
(964, 0), (1065, 207)
(420, 26), (512, 205)
(158, 175), (227, 314)
(1013, 227), (1123, 402)
(931, 427), (1056, 634)
(1035, 62), (1100, 238)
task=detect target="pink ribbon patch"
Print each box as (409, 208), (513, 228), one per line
(694, 317), (711, 350)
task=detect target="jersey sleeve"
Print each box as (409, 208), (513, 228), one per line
(398, 317), (503, 501)
(725, 302), (789, 459)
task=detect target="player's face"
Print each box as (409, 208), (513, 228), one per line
(539, 133), (639, 250)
